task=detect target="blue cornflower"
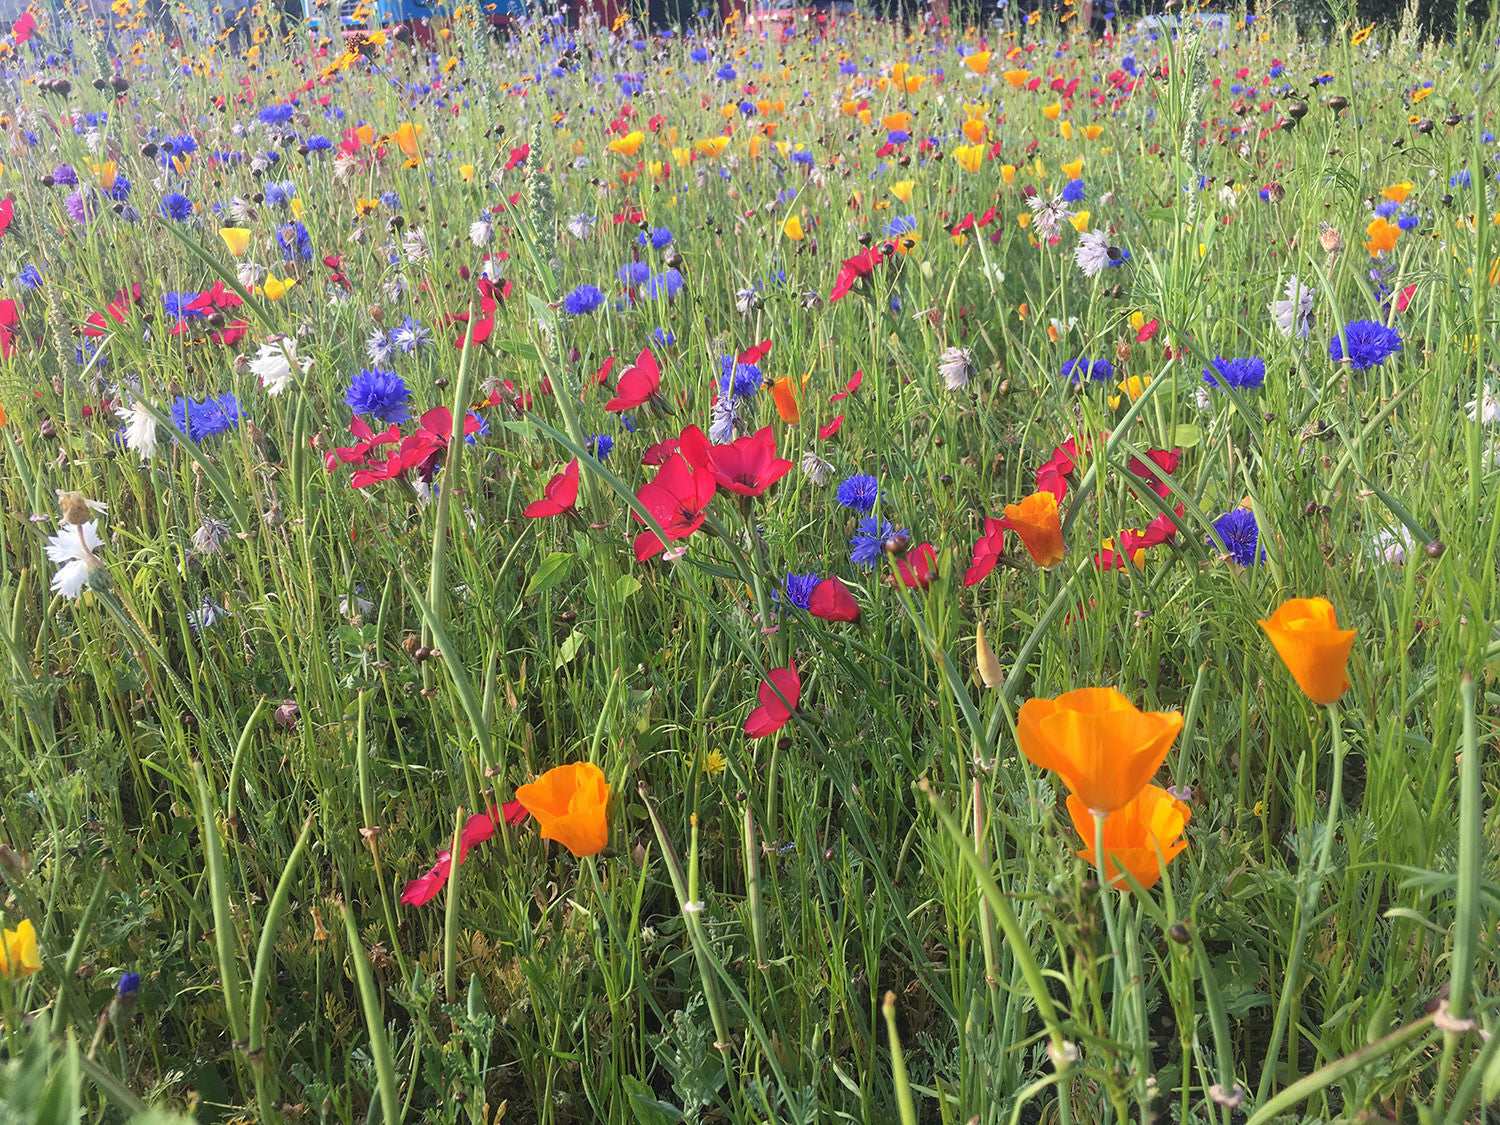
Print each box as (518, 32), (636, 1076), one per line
(690, 46), (711, 63)
(564, 284), (605, 315)
(652, 326), (675, 347)
(379, 190), (401, 210)
(163, 291), (204, 320)
(18, 264), (43, 290)
(1062, 356), (1114, 383)
(621, 414), (637, 433)
(886, 129), (911, 145)
(366, 329), (394, 365)
(275, 220), (312, 261)
(885, 214), (917, 237)
(850, 517), (908, 569)
(1211, 508), (1265, 566)
(778, 572), (820, 611)
(160, 133), (198, 167)
(258, 103), (295, 127)
(345, 368), (411, 424)
(719, 357), (763, 398)
(637, 226), (673, 250)
(588, 434), (614, 461)
(791, 150), (815, 166)
(1060, 178), (1086, 203)
(1374, 199), (1400, 219)
(1450, 170), (1471, 188)
(306, 135), (333, 152)
(836, 473), (881, 512)
(117, 972), (141, 997)
(264, 180), (298, 208)
(173, 394), (240, 442)
(1329, 320), (1403, 370)
(715, 64), (737, 81)
(390, 315), (432, 353)
(53, 164), (78, 186)
(618, 261), (652, 285)
(159, 192), (194, 222)
(464, 410), (490, 445)
(1397, 213), (1420, 231)
(646, 269), (684, 299)
(1202, 356), (1266, 391)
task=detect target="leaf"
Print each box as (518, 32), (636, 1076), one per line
(525, 551), (574, 597)
(614, 574), (643, 602)
(1173, 423), (1202, 449)
(622, 1076), (685, 1124)
(1142, 206), (1176, 221)
(555, 628), (587, 669)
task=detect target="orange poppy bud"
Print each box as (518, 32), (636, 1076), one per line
(1003, 490), (1064, 569)
(1018, 687), (1184, 813)
(771, 373), (807, 423)
(1258, 597), (1357, 704)
(514, 762), (611, 857)
(1066, 785), (1190, 890)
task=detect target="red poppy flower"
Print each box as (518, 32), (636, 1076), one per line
(326, 415), (402, 471)
(895, 542), (938, 588)
(0, 198), (14, 241)
(738, 339), (773, 365)
(964, 518), (1008, 586)
(1127, 448), (1180, 499)
(400, 850), (452, 906)
(524, 459), (580, 518)
(808, 576), (860, 622)
(830, 246), (885, 302)
(641, 437), (679, 466)
(504, 143), (530, 170)
(1136, 318), (1160, 343)
(632, 452), (717, 560)
(818, 415), (844, 439)
(830, 369), (863, 401)
(745, 664), (800, 739)
(681, 424), (792, 498)
(12, 11), (35, 43)
(591, 355), (617, 389)
(0, 298), (18, 358)
(604, 347), (660, 411)
(1036, 437), (1080, 500)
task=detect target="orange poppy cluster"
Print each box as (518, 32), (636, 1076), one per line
(1017, 597), (1356, 890)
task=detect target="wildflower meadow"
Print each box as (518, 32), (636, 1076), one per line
(1, 0), (1499, 1121)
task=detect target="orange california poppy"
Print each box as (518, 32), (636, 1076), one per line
(771, 374), (808, 423)
(1003, 491), (1065, 570)
(1258, 597), (1357, 704)
(392, 122), (421, 159)
(1066, 785), (1190, 890)
(514, 762), (611, 857)
(1003, 67), (1030, 88)
(1365, 216), (1399, 256)
(1018, 687), (1184, 813)
(608, 131), (644, 157)
(1382, 182), (1413, 203)
(964, 51), (991, 74)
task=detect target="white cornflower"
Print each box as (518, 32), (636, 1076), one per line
(46, 519), (103, 599)
(1218, 185), (1237, 207)
(237, 261), (265, 290)
(1027, 193), (1071, 240)
(228, 197), (258, 223)
(188, 596), (227, 633)
(1194, 387), (1213, 411)
(735, 286), (762, 315)
(116, 400), (159, 462)
(1466, 383), (1499, 425)
(567, 213), (596, 239)
(366, 329), (394, 364)
(1270, 276), (1315, 338)
(709, 394), (740, 443)
(1369, 527), (1414, 566)
(193, 517), (232, 556)
(938, 346), (974, 391)
(402, 227), (429, 264)
(248, 337), (312, 395)
(480, 256), (504, 283)
(800, 450), (833, 486)
(1074, 229), (1112, 277)
(468, 219), (493, 248)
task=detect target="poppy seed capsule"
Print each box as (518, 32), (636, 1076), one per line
(1324, 95), (1348, 112)
(1425, 540), (1445, 558)
(1168, 922), (1190, 944)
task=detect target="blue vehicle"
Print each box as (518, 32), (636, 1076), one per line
(308, 0), (529, 40)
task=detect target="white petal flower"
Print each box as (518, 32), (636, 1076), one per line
(116, 401), (159, 462)
(1270, 276), (1315, 338)
(468, 219), (493, 248)
(248, 338), (312, 395)
(1466, 384), (1499, 425)
(1074, 229), (1111, 277)
(46, 519), (103, 599)
(938, 346), (974, 391)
